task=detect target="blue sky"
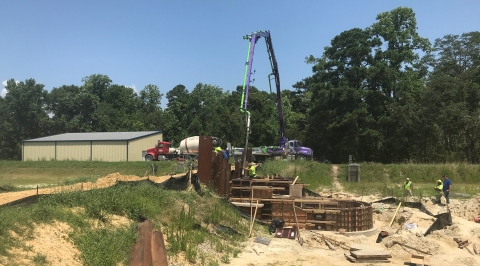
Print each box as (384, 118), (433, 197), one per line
(1, 0), (479, 103)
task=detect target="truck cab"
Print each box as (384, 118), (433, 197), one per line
(145, 141), (175, 161)
(287, 140), (313, 160)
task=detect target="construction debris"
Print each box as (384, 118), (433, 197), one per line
(274, 227), (297, 239)
(253, 236), (271, 245)
(409, 254), (430, 265)
(454, 238), (470, 249)
(310, 231), (350, 250)
(344, 244), (391, 263)
(474, 243), (480, 255)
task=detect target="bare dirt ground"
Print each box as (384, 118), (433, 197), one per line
(2, 168), (480, 266)
(226, 165), (480, 266)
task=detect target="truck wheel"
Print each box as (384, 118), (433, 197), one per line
(145, 155), (153, 161)
(297, 155), (306, 160)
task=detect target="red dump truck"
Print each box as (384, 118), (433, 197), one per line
(144, 136), (222, 161)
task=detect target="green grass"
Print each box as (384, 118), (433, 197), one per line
(0, 183), (248, 266)
(32, 253), (48, 266)
(0, 160), (179, 188)
(338, 163), (480, 199)
(258, 160), (332, 190)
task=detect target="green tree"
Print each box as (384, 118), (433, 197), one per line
(162, 85), (190, 143)
(0, 96), (15, 159)
(136, 84), (164, 131)
(426, 32), (480, 162)
(47, 84), (82, 133)
(297, 7), (431, 163)
(82, 74), (112, 102)
(3, 79), (50, 159)
(368, 7), (431, 162)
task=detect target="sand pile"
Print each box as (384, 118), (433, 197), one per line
(383, 234), (440, 256)
(2, 221), (82, 266)
(452, 195), (480, 220)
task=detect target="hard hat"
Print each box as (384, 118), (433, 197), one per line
(248, 162), (254, 166)
(406, 178), (410, 181)
(437, 180), (442, 183)
(226, 147), (230, 150)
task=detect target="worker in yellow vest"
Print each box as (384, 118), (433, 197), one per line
(434, 180), (443, 204)
(245, 162), (257, 179)
(214, 146), (222, 153)
(403, 178), (413, 198)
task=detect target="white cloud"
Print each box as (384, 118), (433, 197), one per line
(1, 80), (7, 98)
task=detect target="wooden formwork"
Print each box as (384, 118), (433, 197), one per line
(229, 177), (373, 232)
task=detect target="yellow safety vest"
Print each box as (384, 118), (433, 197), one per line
(435, 183), (443, 190)
(404, 181), (412, 190)
(214, 147), (222, 153)
(249, 166), (256, 177)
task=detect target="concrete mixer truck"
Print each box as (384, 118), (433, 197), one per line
(144, 136), (222, 161)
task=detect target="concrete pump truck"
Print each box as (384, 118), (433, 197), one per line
(234, 30), (313, 164)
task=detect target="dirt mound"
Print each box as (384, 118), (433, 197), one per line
(383, 234), (440, 257)
(2, 221), (81, 266)
(452, 195), (480, 221)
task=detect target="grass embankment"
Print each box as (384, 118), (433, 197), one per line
(0, 183), (249, 266)
(0, 161), (179, 190)
(257, 160), (333, 190)
(338, 163), (480, 199)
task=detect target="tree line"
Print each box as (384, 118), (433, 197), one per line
(1, 7), (479, 163)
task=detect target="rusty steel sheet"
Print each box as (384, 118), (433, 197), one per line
(224, 161), (231, 198)
(198, 136), (213, 184)
(151, 231), (168, 266)
(214, 152), (231, 197)
(129, 220), (153, 266)
(129, 220), (168, 266)
(212, 152), (223, 194)
(235, 161), (242, 179)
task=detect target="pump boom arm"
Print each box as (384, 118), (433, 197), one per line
(240, 30), (287, 148)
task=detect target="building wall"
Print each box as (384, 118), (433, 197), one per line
(56, 141), (91, 161)
(23, 142), (55, 161)
(128, 132), (163, 161)
(92, 141), (127, 161)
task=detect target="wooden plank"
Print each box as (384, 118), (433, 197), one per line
(302, 209), (340, 214)
(344, 253), (356, 262)
(351, 259), (390, 264)
(410, 254), (430, 265)
(351, 249), (392, 259)
(231, 202), (264, 208)
(306, 220), (336, 224)
(261, 199), (340, 204)
(230, 186), (286, 190)
(325, 239), (335, 250)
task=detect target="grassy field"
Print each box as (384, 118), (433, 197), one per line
(0, 161), (180, 189)
(338, 163), (480, 199)
(257, 160), (333, 190)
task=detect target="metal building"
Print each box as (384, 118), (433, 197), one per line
(22, 131), (162, 161)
